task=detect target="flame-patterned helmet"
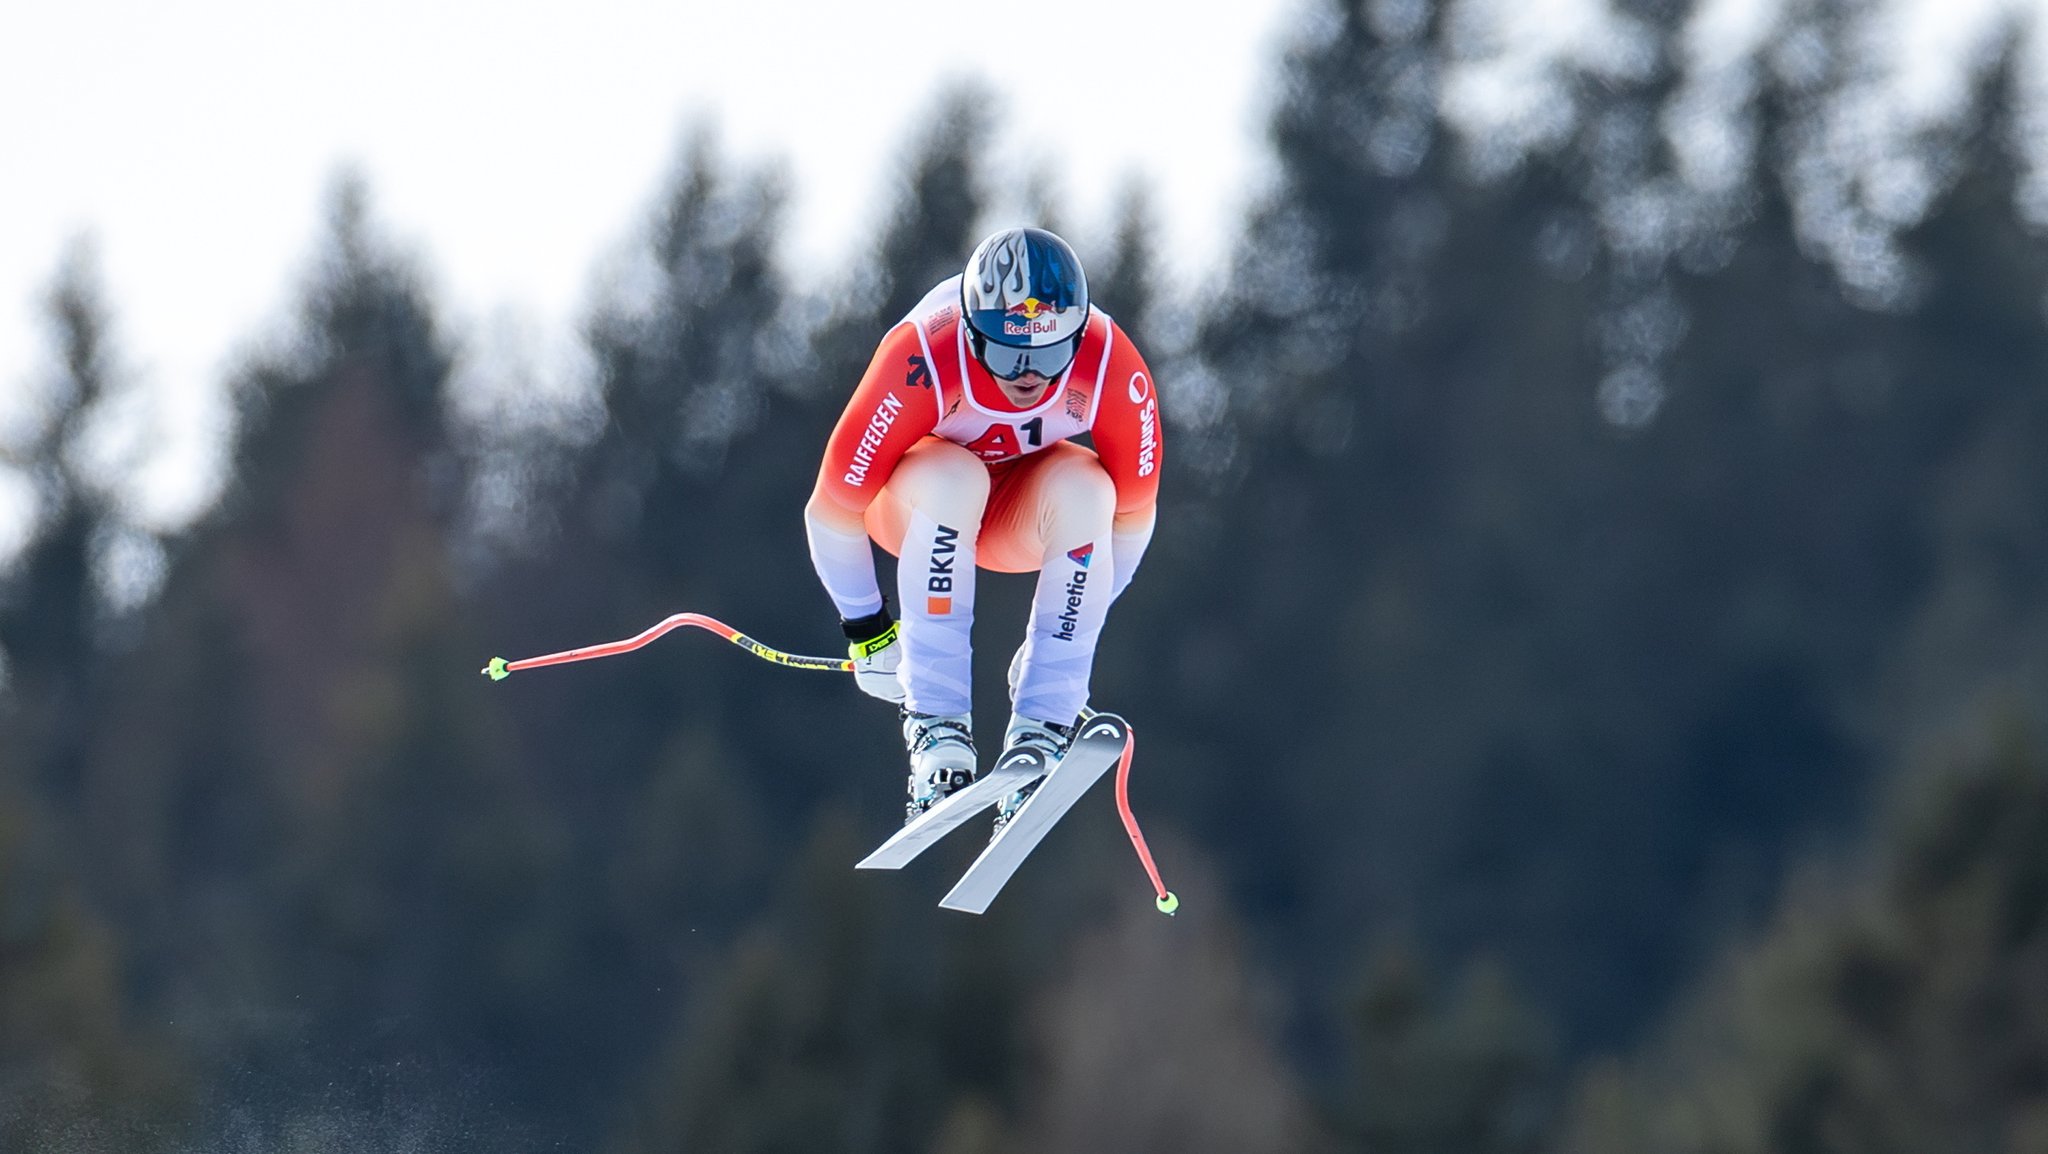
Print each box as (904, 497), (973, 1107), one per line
(961, 228), (1090, 380)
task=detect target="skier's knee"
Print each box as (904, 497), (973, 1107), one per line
(1047, 456), (1115, 527)
(894, 440), (989, 517)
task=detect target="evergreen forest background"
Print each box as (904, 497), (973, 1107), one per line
(6, 0), (2048, 1149)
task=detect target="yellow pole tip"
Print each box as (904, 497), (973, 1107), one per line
(484, 657), (510, 681)
(1156, 892), (1179, 916)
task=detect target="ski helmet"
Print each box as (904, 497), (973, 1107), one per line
(961, 227), (1090, 380)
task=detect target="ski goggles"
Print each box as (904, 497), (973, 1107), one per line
(971, 330), (1080, 381)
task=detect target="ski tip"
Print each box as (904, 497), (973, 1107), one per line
(1078, 714), (1128, 742)
(993, 746), (1052, 775)
(483, 657), (511, 681)
(1156, 891), (1179, 916)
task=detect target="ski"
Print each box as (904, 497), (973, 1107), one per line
(938, 713), (1131, 914)
(854, 748), (1051, 871)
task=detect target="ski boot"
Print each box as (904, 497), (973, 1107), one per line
(990, 714), (1073, 839)
(902, 710), (976, 825)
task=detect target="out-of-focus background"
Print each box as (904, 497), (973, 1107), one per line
(6, 0), (2048, 1149)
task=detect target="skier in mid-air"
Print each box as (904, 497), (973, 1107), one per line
(479, 227), (1176, 909)
(805, 227), (1162, 830)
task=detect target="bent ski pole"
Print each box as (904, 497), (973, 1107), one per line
(1115, 730), (1178, 915)
(1080, 708), (1179, 916)
(482, 613), (853, 681)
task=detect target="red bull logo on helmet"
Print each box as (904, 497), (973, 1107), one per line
(1002, 296), (1067, 340)
(1002, 317), (1064, 339)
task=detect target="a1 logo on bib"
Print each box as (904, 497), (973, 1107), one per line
(964, 425), (1021, 460)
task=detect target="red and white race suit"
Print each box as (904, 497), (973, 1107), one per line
(804, 276), (1162, 723)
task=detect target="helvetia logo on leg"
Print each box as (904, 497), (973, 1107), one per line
(1054, 542), (1093, 641)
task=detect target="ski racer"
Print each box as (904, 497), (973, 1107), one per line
(804, 227), (1162, 829)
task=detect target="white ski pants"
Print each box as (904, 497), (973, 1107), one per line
(865, 438), (1119, 724)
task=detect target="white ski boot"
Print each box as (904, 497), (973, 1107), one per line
(902, 711), (977, 825)
(991, 714), (1072, 839)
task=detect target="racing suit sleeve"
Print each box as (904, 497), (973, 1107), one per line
(1085, 324), (1162, 603)
(804, 322), (942, 617)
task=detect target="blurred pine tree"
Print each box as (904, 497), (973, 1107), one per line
(0, 241), (187, 1154)
(1557, 718), (2048, 1154)
(62, 173), (571, 1138)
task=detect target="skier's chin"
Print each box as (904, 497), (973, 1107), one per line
(1000, 373), (1053, 405)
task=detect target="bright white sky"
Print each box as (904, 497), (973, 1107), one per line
(0, 0), (1301, 531)
(0, 0), (2034, 547)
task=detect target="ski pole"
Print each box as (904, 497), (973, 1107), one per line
(485, 618), (1178, 914)
(1080, 709), (1178, 916)
(481, 613), (853, 681)
(1115, 730), (1178, 915)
